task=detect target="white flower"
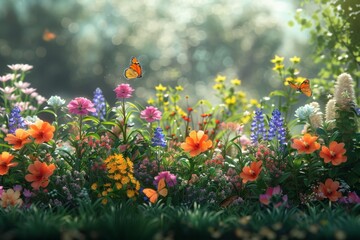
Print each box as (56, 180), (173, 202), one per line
(294, 104), (315, 120)
(47, 95), (66, 107)
(7, 64), (33, 72)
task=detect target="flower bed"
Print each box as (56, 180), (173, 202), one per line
(1, 58), (360, 239)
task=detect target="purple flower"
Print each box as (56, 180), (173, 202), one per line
(23, 189), (32, 198)
(152, 127), (166, 147)
(267, 109), (286, 146)
(8, 106), (26, 134)
(13, 185), (22, 192)
(250, 108), (266, 144)
(114, 83), (134, 99)
(0, 186), (3, 197)
(140, 106), (162, 122)
(154, 171), (177, 187)
(92, 88), (106, 120)
(67, 97), (96, 115)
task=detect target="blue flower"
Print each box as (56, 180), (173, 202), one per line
(250, 108), (266, 144)
(8, 106), (26, 134)
(152, 127), (167, 147)
(92, 88), (106, 120)
(268, 109), (286, 146)
(294, 104), (315, 120)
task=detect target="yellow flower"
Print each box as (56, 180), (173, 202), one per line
(271, 55), (284, 64)
(115, 182), (122, 190)
(272, 63), (284, 71)
(104, 183), (111, 187)
(147, 98), (155, 105)
(231, 78), (241, 86)
(290, 56), (301, 64)
(102, 191), (108, 197)
(285, 77), (294, 86)
(121, 176), (130, 185)
(215, 75), (226, 83)
(237, 91), (246, 98)
(250, 99), (259, 106)
(101, 198), (108, 205)
(114, 174), (121, 180)
(213, 83), (224, 90)
(127, 189), (136, 198)
(175, 85), (184, 91)
(91, 183), (98, 191)
(225, 96), (236, 105)
(155, 84), (167, 92)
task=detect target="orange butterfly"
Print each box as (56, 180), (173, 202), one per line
(42, 29), (57, 42)
(289, 79), (312, 97)
(124, 57), (142, 79)
(143, 178), (168, 203)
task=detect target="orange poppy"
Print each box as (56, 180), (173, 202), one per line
(4, 129), (31, 150)
(180, 130), (212, 157)
(291, 133), (320, 154)
(25, 160), (56, 190)
(240, 161), (263, 183)
(320, 141), (347, 166)
(28, 120), (55, 144)
(0, 152), (18, 175)
(318, 178), (342, 202)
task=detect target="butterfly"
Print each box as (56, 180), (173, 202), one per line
(289, 79), (312, 97)
(143, 178), (168, 204)
(124, 57), (142, 79)
(42, 29), (57, 42)
(220, 195), (239, 208)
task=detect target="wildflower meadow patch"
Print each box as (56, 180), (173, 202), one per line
(1, 54), (360, 239)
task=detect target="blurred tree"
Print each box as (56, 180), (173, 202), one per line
(0, 0), (309, 106)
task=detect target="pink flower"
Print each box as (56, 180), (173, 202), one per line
(154, 171), (177, 187)
(259, 185), (288, 207)
(8, 64), (33, 72)
(67, 97), (96, 115)
(140, 106), (162, 122)
(114, 83), (134, 99)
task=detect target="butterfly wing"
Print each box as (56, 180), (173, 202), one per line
(124, 57), (142, 79)
(157, 178), (168, 197)
(299, 79), (312, 97)
(288, 82), (299, 91)
(143, 188), (158, 203)
(220, 195), (238, 208)
(43, 29), (56, 42)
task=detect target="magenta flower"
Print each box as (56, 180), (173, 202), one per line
(67, 97), (96, 115)
(114, 83), (134, 99)
(140, 106), (162, 122)
(154, 171), (177, 187)
(259, 185), (288, 207)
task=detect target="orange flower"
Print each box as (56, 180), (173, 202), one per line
(180, 130), (212, 157)
(291, 133), (320, 154)
(318, 178), (342, 202)
(4, 129), (31, 150)
(28, 120), (55, 144)
(320, 141), (347, 166)
(0, 152), (18, 175)
(240, 161), (262, 183)
(25, 160), (56, 190)
(0, 189), (23, 208)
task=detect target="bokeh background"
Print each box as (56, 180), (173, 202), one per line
(0, 0), (318, 105)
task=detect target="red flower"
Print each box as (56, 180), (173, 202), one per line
(0, 152), (18, 175)
(25, 160), (56, 190)
(180, 130), (212, 157)
(319, 141), (347, 166)
(318, 178), (342, 202)
(291, 133), (320, 154)
(240, 161), (262, 183)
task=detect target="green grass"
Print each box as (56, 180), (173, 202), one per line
(1, 201), (360, 240)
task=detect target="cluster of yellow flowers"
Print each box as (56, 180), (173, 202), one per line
(91, 153), (140, 204)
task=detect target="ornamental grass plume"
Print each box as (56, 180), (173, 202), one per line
(4, 128), (31, 150)
(180, 130), (212, 157)
(325, 99), (337, 130)
(25, 160), (56, 190)
(28, 120), (55, 144)
(319, 141), (347, 166)
(0, 189), (23, 208)
(308, 102), (323, 130)
(291, 133), (320, 154)
(0, 152), (18, 175)
(334, 73), (356, 111)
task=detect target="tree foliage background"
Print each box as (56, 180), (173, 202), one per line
(0, 0), (319, 105)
